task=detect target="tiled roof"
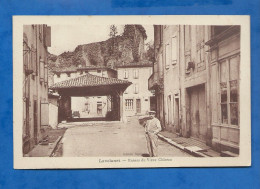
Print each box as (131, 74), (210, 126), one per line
(116, 61), (153, 68)
(49, 73), (131, 89)
(77, 65), (117, 72)
(52, 65), (117, 73)
(52, 67), (77, 73)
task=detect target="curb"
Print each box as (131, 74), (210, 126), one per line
(49, 136), (62, 157)
(157, 134), (209, 157)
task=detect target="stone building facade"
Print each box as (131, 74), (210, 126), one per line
(149, 25), (240, 154)
(117, 63), (154, 117)
(23, 24), (51, 154)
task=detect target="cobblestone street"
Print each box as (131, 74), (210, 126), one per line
(59, 117), (191, 157)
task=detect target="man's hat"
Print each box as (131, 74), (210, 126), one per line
(148, 111), (156, 114)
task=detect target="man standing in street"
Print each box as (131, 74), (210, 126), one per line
(144, 111), (162, 157)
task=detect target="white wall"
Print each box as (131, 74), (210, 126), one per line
(49, 103), (58, 128)
(117, 66), (153, 116)
(71, 96), (108, 118)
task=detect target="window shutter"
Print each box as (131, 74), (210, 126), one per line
(124, 70), (129, 79)
(171, 36), (177, 64)
(165, 44), (170, 69)
(31, 45), (37, 75)
(44, 65), (48, 84)
(40, 59), (45, 82)
(45, 26), (51, 47)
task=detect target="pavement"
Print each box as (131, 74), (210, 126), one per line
(158, 131), (221, 157)
(25, 127), (67, 157)
(59, 116), (192, 157)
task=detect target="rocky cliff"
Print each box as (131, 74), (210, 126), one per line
(48, 25), (149, 71)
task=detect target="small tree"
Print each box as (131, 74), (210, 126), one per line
(109, 25), (118, 38)
(109, 25), (118, 55)
(145, 40), (155, 62)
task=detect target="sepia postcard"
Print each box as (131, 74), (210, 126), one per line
(13, 15), (251, 169)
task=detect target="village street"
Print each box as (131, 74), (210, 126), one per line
(59, 116), (191, 157)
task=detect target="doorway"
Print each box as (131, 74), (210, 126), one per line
(188, 84), (207, 142)
(97, 102), (103, 116)
(136, 99), (141, 114)
(174, 97), (180, 133)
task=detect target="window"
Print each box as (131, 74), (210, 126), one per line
(196, 26), (204, 44)
(39, 25), (43, 42)
(134, 84), (139, 94)
(40, 58), (45, 82)
(219, 56), (239, 125)
(133, 69), (139, 79)
(125, 99), (133, 110)
(184, 25), (191, 51)
(165, 44), (170, 69)
(57, 73), (60, 78)
(23, 42), (32, 74)
(160, 26), (163, 45)
(124, 70), (129, 79)
(97, 69), (101, 73)
(67, 73), (71, 77)
(31, 45), (37, 76)
(184, 26), (192, 73)
(44, 65), (48, 84)
(196, 26), (205, 69)
(196, 46), (205, 68)
(220, 60), (228, 124)
(171, 36), (177, 65)
(167, 95), (172, 124)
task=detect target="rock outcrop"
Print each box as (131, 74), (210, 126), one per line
(48, 25), (149, 71)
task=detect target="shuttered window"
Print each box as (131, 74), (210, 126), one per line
(124, 70), (129, 79)
(31, 45), (37, 76)
(165, 43), (170, 69)
(40, 58), (45, 82)
(133, 69), (139, 79)
(171, 36), (177, 65)
(134, 84), (139, 94)
(23, 42), (33, 74)
(44, 65), (48, 84)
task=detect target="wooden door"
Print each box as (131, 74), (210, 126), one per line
(189, 85), (207, 142)
(136, 99), (141, 114)
(174, 98), (180, 132)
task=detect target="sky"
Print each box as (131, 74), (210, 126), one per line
(48, 25), (154, 55)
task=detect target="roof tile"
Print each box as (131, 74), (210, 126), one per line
(50, 73), (131, 89)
